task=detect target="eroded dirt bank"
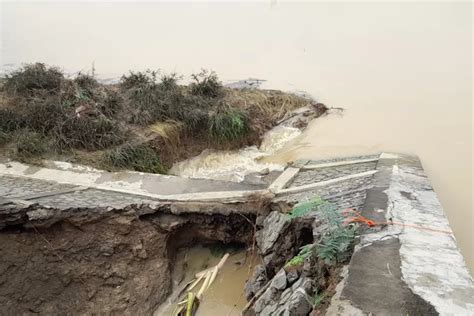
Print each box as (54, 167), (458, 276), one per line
(0, 204), (256, 314)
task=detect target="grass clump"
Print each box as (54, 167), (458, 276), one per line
(102, 143), (167, 174)
(208, 106), (249, 144)
(120, 70), (158, 90)
(4, 63), (63, 96)
(0, 108), (25, 133)
(53, 116), (127, 151)
(190, 69), (223, 98)
(15, 131), (49, 157)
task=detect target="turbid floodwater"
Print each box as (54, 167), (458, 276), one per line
(1, 0), (472, 275)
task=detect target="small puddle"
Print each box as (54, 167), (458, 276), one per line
(156, 244), (259, 316)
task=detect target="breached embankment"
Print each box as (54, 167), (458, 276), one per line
(0, 154), (377, 315)
(1, 153), (472, 315)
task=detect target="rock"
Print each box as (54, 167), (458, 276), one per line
(288, 288), (313, 315)
(270, 269), (287, 290)
(260, 303), (278, 316)
(245, 264), (268, 300)
(273, 306), (291, 316)
(279, 286), (293, 303)
(259, 168), (270, 175)
(286, 269), (299, 284)
(291, 277), (304, 291)
(257, 211), (289, 255)
(254, 287), (277, 313)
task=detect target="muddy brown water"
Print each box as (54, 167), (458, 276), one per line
(156, 246), (259, 316)
(2, 0), (472, 291)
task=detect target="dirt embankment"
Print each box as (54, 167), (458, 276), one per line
(0, 63), (327, 173)
(0, 204), (255, 315)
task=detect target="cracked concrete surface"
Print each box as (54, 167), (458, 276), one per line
(329, 153), (474, 315)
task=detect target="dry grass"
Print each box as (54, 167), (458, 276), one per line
(148, 120), (183, 151)
(224, 88), (310, 123)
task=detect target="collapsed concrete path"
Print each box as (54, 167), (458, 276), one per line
(0, 153), (472, 315)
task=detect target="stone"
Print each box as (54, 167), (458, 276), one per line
(254, 287), (276, 313)
(259, 168), (270, 175)
(257, 211), (289, 255)
(288, 288), (313, 315)
(279, 286), (293, 303)
(244, 264), (268, 300)
(260, 303), (277, 316)
(270, 269), (287, 291)
(287, 269), (299, 284)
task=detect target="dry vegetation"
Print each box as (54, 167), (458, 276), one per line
(0, 63), (314, 173)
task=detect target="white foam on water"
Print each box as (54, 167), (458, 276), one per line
(170, 126), (301, 182)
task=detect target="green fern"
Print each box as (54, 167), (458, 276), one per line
(313, 291), (326, 307)
(286, 196), (357, 266)
(289, 197), (326, 218)
(285, 244), (316, 268)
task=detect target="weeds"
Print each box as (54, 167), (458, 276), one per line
(4, 63), (63, 96)
(190, 69), (223, 98)
(208, 105), (249, 143)
(120, 70), (157, 90)
(53, 116), (127, 151)
(102, 143), (167, 174)
(74, 73), (98, 98)
(0, 108), (25, 132)
(15, 131), (48, 157)
(313, 291), (326, 307)
(0, 131), (9, 145)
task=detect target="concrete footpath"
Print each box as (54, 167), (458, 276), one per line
(327, 153), (474, 315)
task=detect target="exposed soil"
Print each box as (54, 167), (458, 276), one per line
(0, 206), (255, 315)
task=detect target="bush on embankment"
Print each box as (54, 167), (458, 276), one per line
(0, 63), (316, 173)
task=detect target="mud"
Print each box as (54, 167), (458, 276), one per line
(0, 205), (255, 315)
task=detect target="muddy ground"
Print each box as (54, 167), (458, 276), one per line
(0, 206), (255, 314)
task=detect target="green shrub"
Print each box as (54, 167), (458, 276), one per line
(73, 73), (98, 99)
(208, 106), (249, 143)
(4, 63), (63, 96)
(0, 131), (10, 145)
(0, 108), (25, 132)
(74, 73), (98, 91)
(159, 73), (181, 91)
(22, 98), (69, 136)
(52, 116), (127, 151)
(190, 69), (223, 98)
(15, 131), (48, 157)
(121, 70), (157, 90)
(102, 143), (166, 174)
(99, 91), (122, 118)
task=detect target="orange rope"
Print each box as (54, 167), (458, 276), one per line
(342, 208), (452, 235)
